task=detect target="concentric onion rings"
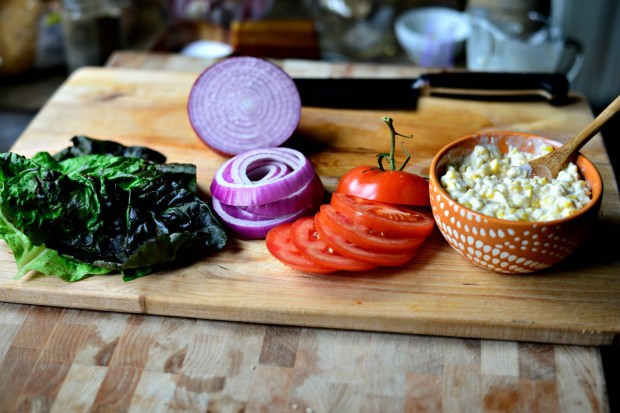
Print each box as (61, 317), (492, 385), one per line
(209, 147), (324, 239)
(188, 57), (301, 156)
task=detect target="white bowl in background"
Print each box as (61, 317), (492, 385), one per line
(395, 7), (470, 67)
(181, 40), (233, 60)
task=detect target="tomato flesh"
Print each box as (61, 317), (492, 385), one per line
(290, 217), (377, 272)
(317, 204), (425, 253)
(265, 223), (335, 274)
(330, 193), (435, 238)
(314, 211), (418, 267)
(336, 165), (430, 206)
(266, 174), (436, 273)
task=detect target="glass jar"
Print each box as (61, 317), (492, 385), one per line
(60, 0), (125, 72)
(308, 0), (399, 61)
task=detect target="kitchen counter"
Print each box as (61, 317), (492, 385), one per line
(0, 51), (617, 412)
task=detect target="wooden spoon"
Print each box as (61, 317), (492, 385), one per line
(528, 94), (620, 179)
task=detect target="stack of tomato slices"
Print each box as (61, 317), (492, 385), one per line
(266, 192), (435, 274)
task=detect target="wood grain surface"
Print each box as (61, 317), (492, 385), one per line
(0, 302), (610, 413)
(0, 63), (618, 347)
(0, 52), (616, 412)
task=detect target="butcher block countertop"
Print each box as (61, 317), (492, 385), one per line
(0, 51), (617, 412)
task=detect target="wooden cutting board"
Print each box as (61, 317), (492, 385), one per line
(1, 67), (619, 346)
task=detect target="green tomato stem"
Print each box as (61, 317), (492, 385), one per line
(381, 116), (413, 171)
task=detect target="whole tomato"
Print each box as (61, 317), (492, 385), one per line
(335, 116), (430, 206)
(336, 165), (429, 206)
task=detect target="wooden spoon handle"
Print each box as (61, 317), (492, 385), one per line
(531, 94), (620, 179)
(562, 94), (620, 156)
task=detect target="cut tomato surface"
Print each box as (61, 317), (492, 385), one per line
(266, 223), (336, 274)
(290, 216), (377, 272)
(336, 165), (430, 206)
(314, 211), (418, 267)
(330, 193), (435, 238)
(317, 204), (425, 253)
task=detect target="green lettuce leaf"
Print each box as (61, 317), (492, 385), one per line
(53, 135), (168, 164)
(0, 206), (112, 282)
(0, 136), (227, 282)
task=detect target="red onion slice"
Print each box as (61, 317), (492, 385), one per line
(219, 159), (291, 185)
(188, 56), (301, 156)
(210, 148), (316, 206)
(212, 198), (311, 239)
(229, 147), (300, 184)
(240, 173), (324, 217)
(245, 162), (291, 183)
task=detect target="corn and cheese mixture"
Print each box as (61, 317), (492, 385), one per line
(440, 144), (591, 222)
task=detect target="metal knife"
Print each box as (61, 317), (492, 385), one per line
(293, 72), (571, 109)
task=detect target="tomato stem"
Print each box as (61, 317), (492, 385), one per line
(379, 117), (413, 171)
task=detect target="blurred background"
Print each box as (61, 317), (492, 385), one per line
(0, 0), (618, 153)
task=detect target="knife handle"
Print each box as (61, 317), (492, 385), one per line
(416, 72), (570, 104)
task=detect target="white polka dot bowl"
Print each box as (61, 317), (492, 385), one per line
(428, 131), (603, 274)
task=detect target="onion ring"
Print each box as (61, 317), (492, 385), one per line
(212, 198), (312, 239)
(240, 173), (324, 217)
(209, 147), (324, 239)
(210, 148), (316, 206)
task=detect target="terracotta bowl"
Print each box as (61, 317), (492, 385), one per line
(428, 131), (603, 274)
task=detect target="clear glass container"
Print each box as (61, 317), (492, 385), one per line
(60, 0), (125, 72)
(308, 0), (399, 61)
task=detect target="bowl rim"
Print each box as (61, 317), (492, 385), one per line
(396, 6), (468, 21)
(428, 131), (604, 227)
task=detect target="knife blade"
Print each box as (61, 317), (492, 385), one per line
(293, 72), (570, 109)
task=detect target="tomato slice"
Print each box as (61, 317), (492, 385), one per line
(336, 165), (430, 206)
(314, 211), (418, 267)
(317, 204), (425, 253)
(290, 216), (377, 272)
(266, 223), (335, 274)
(330, 193), (435, 238)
